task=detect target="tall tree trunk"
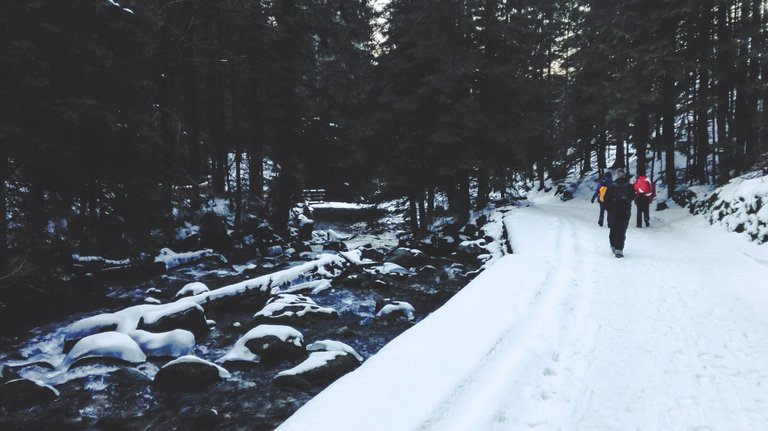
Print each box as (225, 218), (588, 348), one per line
(716, 3), (734, 183)
(662, 72), (677, 196)
(426, 186), (435, 226)
(596, 131), (607, 171)
(408, 191), (419, 234)
(229, 62), (242, 233)
(476, 167), (489, 209)
(0, 148), (7, 254)
(417, 189), (427, 235)
(613, 135), (625, 169)
(635, 113), (649, 176)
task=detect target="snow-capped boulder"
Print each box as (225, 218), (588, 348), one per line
(128, 329), (195, 358)
(253, 294), (338, 323)
(379, 262), (415, 276)
(281, 280), (332, 295)
(322, 241), (348, 252)
(306, 340), (363, 362)
(217, 325), (305, 365)
(154, 248), (225, 270)
(357, 244), (384, 261)
(153, 356), (230, 392)
(64, 332), (147, 369)
(273, 351), (361, 390)
(137, 301), (209, 338)
(175, 282), (210, 298)
(0, 378), (59, 411)
(384, 247), (426, 268)
(457, 239), (487, 256)
(375, 300), (415, 322)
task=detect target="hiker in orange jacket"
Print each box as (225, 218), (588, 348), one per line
(633, 174), (655, 228)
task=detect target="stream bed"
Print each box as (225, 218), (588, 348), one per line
(0, 213), (502, 430)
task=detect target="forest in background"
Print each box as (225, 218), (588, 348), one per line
(1, 0), (766, 265)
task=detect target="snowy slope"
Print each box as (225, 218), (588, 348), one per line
(277, 193), (768, 430)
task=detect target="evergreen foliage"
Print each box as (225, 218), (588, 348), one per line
(1, 0), (766, 259)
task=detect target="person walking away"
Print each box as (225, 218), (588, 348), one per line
(604, 168), (634, 258)
(591, 171), (613, 226)
(633, 174), (655, 228)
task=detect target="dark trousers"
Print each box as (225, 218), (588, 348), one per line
(598, 202), (607, 223)
(636, 196), (650, 226)
(608, 210), (630, 250)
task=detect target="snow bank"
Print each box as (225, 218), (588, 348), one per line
(690, 173), (768, 243)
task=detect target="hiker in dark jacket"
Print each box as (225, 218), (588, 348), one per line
(603, 168), (634, 258)
(591, 171), (613, 227)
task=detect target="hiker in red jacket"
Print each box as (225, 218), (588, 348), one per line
(633, 174), (655, 228)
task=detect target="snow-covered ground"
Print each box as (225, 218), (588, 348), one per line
(277, 191), (768, 430)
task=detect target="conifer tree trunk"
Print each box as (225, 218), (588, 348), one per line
(229, 62), (242, 233)
(0, 150), (7, 253)
(635, 114), (649, 176)
(596, 131), (607, 171)
(662, 72), (677, 195)
(417, 189), (427, 235)
(408, 192), (419, 234)
(476, 168), (489, 209)
(715, 3), (734, 183)
(426, 186), (435, 226)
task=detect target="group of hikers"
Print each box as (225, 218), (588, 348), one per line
(590, 168), (656, 258)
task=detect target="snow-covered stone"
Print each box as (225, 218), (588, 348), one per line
(307, 340), (363, 362)
(153, 355), (230, 392)
(281, 280), (332, 295)
(174, 282), (210, 298)
(64, 332), (147, 368)
(254, 294), (338, 323)
(128, 329), (195, 358)
(274, 351), (360, 389)
(154, 248), (226, 270)
(375, 300), (415, 321)
(217, 325), (304, 365)
(379, 262), (415, 276)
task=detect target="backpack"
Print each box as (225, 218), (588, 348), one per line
(634, 176), (654, 198)
(598, 185), (608, 203)
(611, 182), (633, 211)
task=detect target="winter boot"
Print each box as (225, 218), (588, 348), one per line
(614, 249), (624, 258)
(645, 219), (650, 227)
(598, 218), (604, 227)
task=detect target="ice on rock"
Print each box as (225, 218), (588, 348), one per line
(175, 282), (210, 298)
(217, 325), (304, 364)
(128, 329), (195, 358)
(64, 332), (147, 368)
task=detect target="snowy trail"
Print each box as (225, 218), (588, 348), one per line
(277, 195), (768, 431)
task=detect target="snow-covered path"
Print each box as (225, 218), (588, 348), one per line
(277, 195), (768, 431)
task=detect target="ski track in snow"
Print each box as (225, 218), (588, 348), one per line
(277, 196), (768, 431)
